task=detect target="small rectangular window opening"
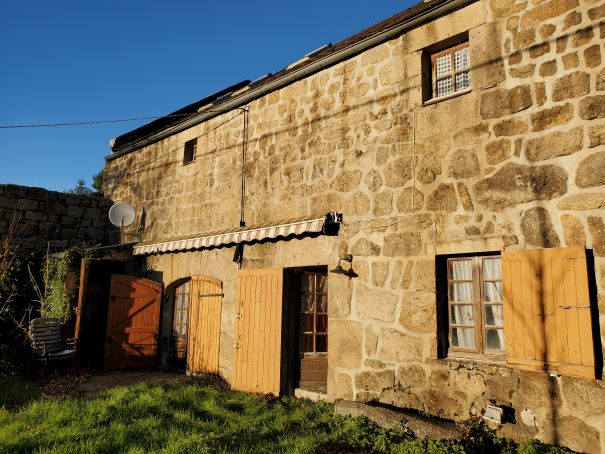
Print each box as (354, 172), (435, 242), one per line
(183, 139), (197, 165)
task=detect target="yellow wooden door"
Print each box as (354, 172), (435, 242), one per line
(186, 277), (223, 375)
(232, 268), (283, 395)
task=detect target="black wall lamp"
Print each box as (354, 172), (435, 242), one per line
(330, 253), (358, 278)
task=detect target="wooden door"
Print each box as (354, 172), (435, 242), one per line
(104, 274), (162, 369)
(75, 259), (126, 368)
(232, 268), (283, 395)
(187, 277), (223, 375)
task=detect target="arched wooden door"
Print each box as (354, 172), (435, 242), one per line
(104, 275), (162, 369)
(186, 277), (223, 375)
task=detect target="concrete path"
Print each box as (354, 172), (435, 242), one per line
(75, 369), (191, 397)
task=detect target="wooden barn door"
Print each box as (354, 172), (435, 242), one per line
(104, 275), (162, 369)
(187, 277), (223, 375)
(232, 268), (283, 395)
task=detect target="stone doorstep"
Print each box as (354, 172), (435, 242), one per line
(334, 400), (464, 440)
(294, 388), (328, 402)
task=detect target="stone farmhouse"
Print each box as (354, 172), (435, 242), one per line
(98, 0), (605, 451)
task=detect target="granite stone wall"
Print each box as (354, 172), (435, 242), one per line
(0, 184), (116, 251)
(103, 0), (605, 451)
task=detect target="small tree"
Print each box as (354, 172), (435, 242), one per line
(66, 178), (93, 195)
(92, 170), (105, 194)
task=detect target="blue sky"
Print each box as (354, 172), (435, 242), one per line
(0, 0), (414, 192)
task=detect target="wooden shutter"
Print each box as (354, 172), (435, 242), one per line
(502, 247), (595, 379)
(232, 268), (283, 395)
(187, 277), (222, 375)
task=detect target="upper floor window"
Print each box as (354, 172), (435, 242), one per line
(183, 139), (197, 165)
(431, 42), (470, 99)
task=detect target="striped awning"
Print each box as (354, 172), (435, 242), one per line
(132, 213), (341, 255)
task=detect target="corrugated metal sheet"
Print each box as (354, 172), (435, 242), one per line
(133, 216), (328, 255)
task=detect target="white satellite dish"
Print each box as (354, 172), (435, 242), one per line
(108, 202), (136, 228)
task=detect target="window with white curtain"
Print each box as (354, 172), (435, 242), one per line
(447, 255), (504, 359)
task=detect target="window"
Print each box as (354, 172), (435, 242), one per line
(446, 255), (504, 360)
(430, 42), (470, 99)
(183, 139), (197, 165)
(300, 271), (328, 354)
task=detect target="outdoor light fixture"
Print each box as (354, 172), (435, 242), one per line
(330, 254), (358, 278)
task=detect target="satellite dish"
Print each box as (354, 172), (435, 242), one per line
(109, 202), (136, 228)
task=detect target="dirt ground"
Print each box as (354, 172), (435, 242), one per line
(74, 369), (191, 397)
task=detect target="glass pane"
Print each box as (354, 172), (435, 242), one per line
(454, 46), (469, 70)
(486, 328), (504, 350)
(182, 293), (188, 308)
(483, 281), (503, 302)
(302, 275), (312, 294)
(450, 304), (474, 325)
(317, 274), (326, 293)
(317, 295), (328, 313)
(485, 304), (504, 327)
(316, 335), (327, 352)
(301, 334), (314, 353)
(455, 71), (470, 91)
(452, 327), (475, 348)
(482, 258), (501, 279)
(435, 53), (452, 77)
(300, 314), (314, 333)
(448, 260), (472, 280)
(436, 76), (453, 97)
(181, 311), (187, 326)
(182, 281), (189, 293)
(317, 314), (328, 333)
(449, 282), (473, 302)
(301, 294), (315, 313)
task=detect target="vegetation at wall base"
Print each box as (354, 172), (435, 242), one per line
(0, 376), (571, 453)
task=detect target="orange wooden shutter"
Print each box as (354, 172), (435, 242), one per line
(232, 268), (283, 395)
(187, 277), (222, 375)
(502, 247), (595, 379)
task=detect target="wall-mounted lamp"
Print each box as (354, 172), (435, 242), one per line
(330, 254), (358, 278)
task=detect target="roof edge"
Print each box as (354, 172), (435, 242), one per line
(106, 0), (477, 161)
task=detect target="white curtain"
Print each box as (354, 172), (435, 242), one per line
(482, 257), (504, 350)
(450, 260), (474, 347)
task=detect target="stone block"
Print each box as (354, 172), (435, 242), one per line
(344, 192), (370, 216)
(485, 139), (511, 165)
(328, 273), (352, 319)
(399, 291), (436, 333)
(383, 232), (422, 257)
(328, 371), (353, 401)
(525, 127), (583, 161)
(16, 199), (37, 211)
(563, 10), (582, 30)
(396, 188), (424, 213)
(453, 123), (489, 147)
(378, 60), (406, 86)
(561, 214), (585, 247)
(598, 68), (605, 91)
(448, 149), (480, 179)
(579, 95), (605, 120)
(355, 283), (398, 322)
(513, 28), (536, 50)
(521, 207), (560, 247)
(331, 170), (362, 193)
(426, 184), (458, 213)
(588, 124), (605, 147)
(540, 23), (556, 39)
(354, 370), (395, 392)
(469, 22), (505, 89)
(361, 45), (389, 66)
(25, 211), (47, 221)
(384, 158), (412, 188)
(562, 52), (579, 69)
(365, 325), (378, 355)
(584, 44), (601, 68)
(365, 169), (382, 192)
(371, 261), (389, 287)
(558, 193), (605, 210)
(493, 118), (528, 137)
(377, 328), (423, 363)
(530, 104), (573, 132)
(372, 190), (393, 217)
(328, 319), (362, 369)
(510, 64), (535, 78)
(534, 82), (546, 106)
(572, 27), (594, 48)
(473, 162), (568, 211)
(519, 0), (578, 29)
(588, 216), (605, 256)
(480, 86), (532, 119)
(538, 60), (557, 77)
(351, 238), (381, 256)
(457, 182), (474, 212)
(416, 151), (442, 184)
(552, 71), (590, 102)
(588, 4), (605, 20)
(529, 42), (550, 59)
(576, 151), (605, 188)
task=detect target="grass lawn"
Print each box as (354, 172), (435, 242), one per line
(0, 376), (569, 453)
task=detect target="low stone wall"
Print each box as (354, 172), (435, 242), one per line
(0, 184), (117, 251)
